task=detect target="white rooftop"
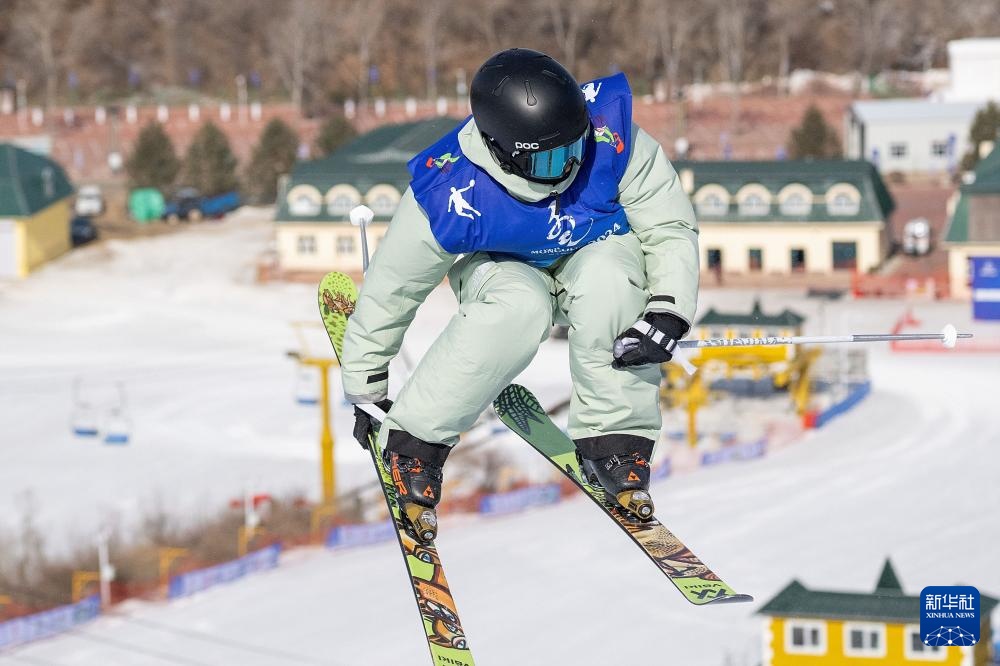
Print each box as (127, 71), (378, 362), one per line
(850, 99), (981, 124)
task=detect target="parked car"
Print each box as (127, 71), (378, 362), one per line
(70, 216), (98, 246)
(903, 218), (931, 256)
(74, 184), (104, 217)
(162, 188), (241, 223)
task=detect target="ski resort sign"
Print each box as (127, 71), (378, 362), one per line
(971, 257), (1000, 320)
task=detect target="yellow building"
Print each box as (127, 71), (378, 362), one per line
(759, 560), (997, 666)
(674, 160), (894, 277)
(0, 143), (74, 278)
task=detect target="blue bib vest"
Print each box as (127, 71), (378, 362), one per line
(407, 73), (633, 268)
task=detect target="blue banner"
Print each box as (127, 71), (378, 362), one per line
(167, 544), (281, 599)
(0, 595), (100, 651)
(326, 520), (395, 549)
(701, 439), (767, 467)
(479, 483), (561, 516)
(815, 381), (871, 428)
(971, 257), (1000, 321)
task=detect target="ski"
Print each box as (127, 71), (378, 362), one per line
(493, 383), (752, 606)
(318, 271), (475, 666)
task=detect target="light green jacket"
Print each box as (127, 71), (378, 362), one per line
(341, 119), (699, 403)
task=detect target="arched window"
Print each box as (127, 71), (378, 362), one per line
(736, 184), (772, 217)
(825, 183), (862, 216)
(694, 184), (730, 217)
(325, 185), (362, 218)
(778, 184), (813, 217)
(287, 185), (322, 216)
(365, 184), (401, 217)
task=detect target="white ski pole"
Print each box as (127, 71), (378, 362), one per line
(348, 204), (417, 375)
(349, 205), (374, 275)
(675, 324), (970, 350)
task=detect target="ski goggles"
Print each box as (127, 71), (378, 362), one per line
(512, 130), (588, 181)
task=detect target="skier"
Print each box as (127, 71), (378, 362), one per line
(343, 48), (699, 541)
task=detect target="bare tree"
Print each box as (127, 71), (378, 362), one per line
(642, 0), (708, 100)
(13, 0), (69, 110)
(715, 0), (748, 132)
(545, 0), (603, 74)
(346, 0), (386, 103)
(423, 0), (446, 100)
(269, 0), (329, 112)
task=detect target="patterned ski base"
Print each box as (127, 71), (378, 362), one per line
(493, 384), (752, 606)
(318, 272), (475, 666)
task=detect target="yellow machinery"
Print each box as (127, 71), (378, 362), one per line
(662, 319), (820, 446)
(158, 547), (189, 589)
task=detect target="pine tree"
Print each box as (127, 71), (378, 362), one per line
(245, 119), (300, 203)
(314, 114), (357, 158)
(788, 105), (841, 159)
(181, 122), (239, 195)
(960, 102), (1000, 171)
(125, 122), (180, 190)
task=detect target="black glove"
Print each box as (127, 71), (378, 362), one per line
(353, 399), (393, 449)
(612, 312), (689, 369)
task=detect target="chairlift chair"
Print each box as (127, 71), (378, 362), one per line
(70, 378), (99, 437)
(103, 383), (132, 446)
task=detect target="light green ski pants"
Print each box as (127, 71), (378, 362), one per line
(377, 232), (662, 450)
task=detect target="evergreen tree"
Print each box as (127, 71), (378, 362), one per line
(245, 119), (300, 204)
(960, 102), (1000, 171)
(788, 105), (841, 159)
(125, 122), (180, 190)
(314, 114), (357, 158)
(181, 122), (239, 195)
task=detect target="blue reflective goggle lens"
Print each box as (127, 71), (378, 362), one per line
(525, 133), (587, 180)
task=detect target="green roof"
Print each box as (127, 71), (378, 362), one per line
(0, 143), (74, 217)
(673, 159), (894, 223)
(759, 559), (999, 623)
(695, 298), (805, 328)
(944, 146), (1000, 243)
(277, 117), (462, 222)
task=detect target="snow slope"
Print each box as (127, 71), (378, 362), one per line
(4, 214), (1000, 664)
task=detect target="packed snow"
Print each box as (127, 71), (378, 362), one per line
(2, 213), (999, 665)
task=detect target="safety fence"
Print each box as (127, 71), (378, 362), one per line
(167, 543), (282, 600)
(0, 595), (100, 652)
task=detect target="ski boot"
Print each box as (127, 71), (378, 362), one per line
(384, 431), (452, 544)
(576, 435), (655, 520)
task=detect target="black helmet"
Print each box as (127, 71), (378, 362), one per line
(470, 48), (589, 184)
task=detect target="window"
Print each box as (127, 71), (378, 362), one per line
(739, 193), (770, 216)
(287, 185), (322, 216)
(790, 248), (806, 272)
(737, 184), (771, 217)
(296, 235), (316, 255)
(365, 184), (401, 217)
(904, 625), (946, 661)
(785, 620), (826, 655)
(826, 183), (862, 216)
(748, 248), (763, 272)
(370, 193), (396, 217)
(706, 248), (723, 271)
(694, 185), (730, 217)
(889, 142), (908, 158)
(844, 623), (886, 658)
(336, 236), (355, 255)
(327, 194), (357, 217)
(832, 241), (858, 270)
(697, 193), (727, 217)
(931, 141), (949, 157)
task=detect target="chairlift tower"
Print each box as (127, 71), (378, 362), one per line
(288, 321), (340, 508)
